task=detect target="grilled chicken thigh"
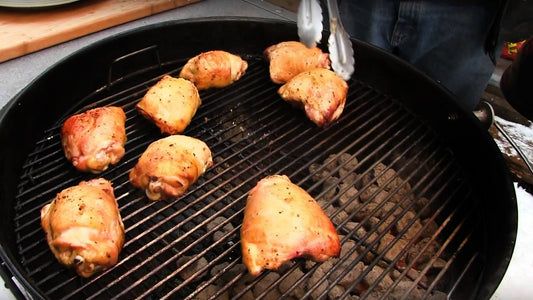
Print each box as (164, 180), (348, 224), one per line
(179, 50), (248, 90)
(61, 106), (127, 173)
(264, 41), (331, 84)
(129, 135), (213, 201)
(136, 75), (201, 135)
(278, 68), (348, 127)
(40, 178), (125, 278)
(241, 175), (340, 276)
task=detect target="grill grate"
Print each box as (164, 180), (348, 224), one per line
(13, 53), (484, 299)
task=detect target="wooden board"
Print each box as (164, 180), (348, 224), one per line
(265, 0), (298, 12)
(0, 0), (204, 63)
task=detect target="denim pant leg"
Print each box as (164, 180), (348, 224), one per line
(339, 0), (501, 111)
(398, 1), (500, 110)
(339, 0), (398, 51)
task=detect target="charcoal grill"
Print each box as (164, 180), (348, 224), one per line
(0, 18), (517, 299)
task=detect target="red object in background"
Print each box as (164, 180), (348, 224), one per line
(501, 40), (526, 60)
(500, 36), (533, 120)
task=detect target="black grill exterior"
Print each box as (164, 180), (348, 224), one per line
(0, 18), (516, 300)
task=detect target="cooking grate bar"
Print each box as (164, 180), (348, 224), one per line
(272, 125), (436, 298)
(109, 86), (412, 298)
(12, 48), (495, 300)
(382, 176), (469, 298)
(16, 165), (72, 204)
(334, 133), (439, 243)
(307, 137), (456, 299)
(113, 215), (244, 298)
(359, 164), (470, 299)
(120, 94), (432, 298)
(21, 142), (63, 170)
(125, 96), (300, 205)
(417, 218), (479, 300)
(187, 258), (243, 300)
(335, 125), (433, 229)
(19, 58), (267, 189)
(139, 227), (243, 300)
(224, 106), (448, 298)
(306, 114), (422, 208)
(15, 116), (158, 230)
(301, 105), (406, 185)
(172, 90), (402, 298)
(109, 124), (341, 297)
(166, 226), (244, 299)
(282, 93), (403, 190)
(445, 242), (481, 299)
(267, 96), (400, 187)
(70, 103), (314, 298)
(117, 103), (288, 228)
(15, 63), (331, 232)
(421, 232), (479, 299)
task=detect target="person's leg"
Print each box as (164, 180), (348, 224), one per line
(340, 0), (501, 111)
(339, 0), (398, 52)
(395, 1), (501, 110)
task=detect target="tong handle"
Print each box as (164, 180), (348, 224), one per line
(326, 0), (355, 80)
(326, 0), (341, 23)
(297, 0), (323, 48)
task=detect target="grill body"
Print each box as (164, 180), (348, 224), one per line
(0, 18), (517, 299)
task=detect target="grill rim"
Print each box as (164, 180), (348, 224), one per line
(0, 17), (518, 300)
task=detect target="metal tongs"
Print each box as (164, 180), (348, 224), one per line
(297, 0), (355, 80)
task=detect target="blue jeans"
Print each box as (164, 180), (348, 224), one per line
(339, 0), (502, 111)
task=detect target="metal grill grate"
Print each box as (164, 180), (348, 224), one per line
(13, 53), (484, 299)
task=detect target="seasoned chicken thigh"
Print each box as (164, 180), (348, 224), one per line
(137, 75), (201, 135)
(241, 175), (340, 276)
(40, 178), (125, 278)
(179, 50), (248, 90)
(264, 41), (331, 84)
(129, 135), (213, 201)
(278, 68), (348, 127)
(61, 106), (127, 173)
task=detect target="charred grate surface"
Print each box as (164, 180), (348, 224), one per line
(13, 54), (484, 299)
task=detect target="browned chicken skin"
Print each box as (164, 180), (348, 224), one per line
(40, 178), (125, 278)
(264, 41), (331, 84)
(61, 106), (127, 173)
(241, 175), (341, 276)
(136, 75), (201, 135)
(179, 50), (248, 90)
(278, 68), (348, 127)
(129, 135), (213, 201)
